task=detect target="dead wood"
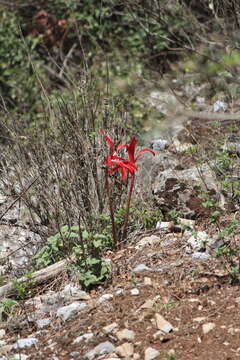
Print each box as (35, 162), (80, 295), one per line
(0, 257), (71, 298)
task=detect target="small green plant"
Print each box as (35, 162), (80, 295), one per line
(216, 238), (240, 284)
(73, 256), (111, 289)
(210, 210), (221, 223)
(130, 274), (139, 285)
(11, 271), (36, 299)
(162, 298), (176, 311)
(215, 150), (234, 173)
(167, 209), (178, 223)
(219, 220), (238, 239)
(34, 224), (112, 289)
(0, 298), (19, 321)
(164, 354), (176, 360)
(11, 279), (28, 299)
(214, 219), (240, 284)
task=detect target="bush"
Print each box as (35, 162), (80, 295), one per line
(0, 7), (43, 115)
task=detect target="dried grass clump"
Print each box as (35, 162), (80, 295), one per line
(0, 75), (129, 241)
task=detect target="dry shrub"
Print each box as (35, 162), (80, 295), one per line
(0, 74), (130, 242)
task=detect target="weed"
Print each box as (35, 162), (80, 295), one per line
(11, 271), (36, 299)
(0, 298), (19, 321)
(167, 209), (178, 223)
(215, 220), (240, 284)
(210, 210), (221, 223)
(130, 274), (139, 285)
(164, 354), (176, 360)
(216, 242), (240, 284)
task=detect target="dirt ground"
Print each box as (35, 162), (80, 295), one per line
(1, 118), (240, 360)
(2, 225), (240, 360)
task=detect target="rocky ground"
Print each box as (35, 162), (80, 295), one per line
(1, 85), (240, 359)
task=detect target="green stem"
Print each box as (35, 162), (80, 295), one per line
(121, 173), (135, 249)
(105, 169), (118, 250)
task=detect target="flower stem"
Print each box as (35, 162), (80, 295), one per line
(121, 174), (135, 249)
(105, 169), (118, 250)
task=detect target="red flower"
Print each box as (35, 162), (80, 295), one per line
(101, 129), (155, 181)
(125, 136), (155, 165)
(106, 155), (137, 181)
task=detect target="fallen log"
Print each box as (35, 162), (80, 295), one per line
(183, 110), (240, 122)
(0, 257), (71, 298)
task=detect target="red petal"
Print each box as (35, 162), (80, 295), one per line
(135, 148), (155, 161)
(127, 136), (137, 163)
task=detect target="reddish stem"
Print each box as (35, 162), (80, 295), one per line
(105, 169), (118, 250)
(121, 173), (135, 249)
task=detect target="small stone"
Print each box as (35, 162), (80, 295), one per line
(228, 327), (235, 335)
(12, 355), (28, 360)
(145, 347), (160, 360)
(192, 252), (210, 260)
(14, 338), (38, 349)
(156, 221), (173, 231)
(133, 264), (152, 273)
(116, 342), (134, 357)
(0, 329), (6, 339)
(155, 314), (173, 333)
(69, 352), (80, 358)
(36, 318), (51, 329)
(97, 294), (113, 304)
(57, 302), (87, 321)
(153, 330), (171, 342)
(151, 139), (169, 151)
(133, 354), (141, 360)
(84, 341), (115, 359)
(188, 231), (210, 251)
(202, 322), (216, 334)
(115, 289), (124, 295)
(62, 284), (91, 300)
(144, 277), (152, 286)
(103, 322), (119, 334)
(193, 317), (207, 322)
(73, 333), (94, 344)
(141, 299), (155, 309)
(130, 288), (140, 296)
(116, 328), (135, 341)
(136, 235), (161, 249)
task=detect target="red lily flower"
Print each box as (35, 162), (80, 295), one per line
(100, 128), (125, 155)
(101, 129), (136, 181)
(101, 129), (155, 181)
(107, 155), (137, 181)
(125, 135), (155, 165)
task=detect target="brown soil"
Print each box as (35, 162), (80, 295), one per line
(2, 224), (240, 360)
(1, 119), (240, 360)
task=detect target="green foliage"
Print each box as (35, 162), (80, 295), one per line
(0, 8), (42, 113)
(210, 210), (221, 223)
(33, 223), (112, 289)
(164, 354), (176, 360)
(200, 190), (216, 209)
(0, 298), (19, 321)
(130, 274), (140, 285)
(11, 271), (36, 299)
(216, 150), (234, 173)
(167, 209), (178, 223)
(216, 244), (240, 284)
(219, 220), (238, 239)
(75, 256), (111, 289)
(215, 220), (240, 284)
